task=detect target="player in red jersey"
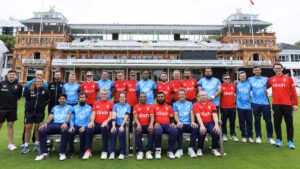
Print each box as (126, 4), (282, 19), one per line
(80, 71), (99, 106)
(157, 72), (172, 105)
(170, 70), (182, 102)
(182, 69), (198, 103)
(114, 72), (126, 103)
(267, 63), (298, 149)
(220, 74), (238, 142)
(193, 91), (221, 157)
(83, 88), (113, 160)
(134, 92), (155, 160)
(125, 70), (138, 132)
(153, 92), (177, 159)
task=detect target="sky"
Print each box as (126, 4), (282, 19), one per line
(1, 0), (299, 44)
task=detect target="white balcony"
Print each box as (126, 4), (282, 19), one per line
(52, 59), (243, 68)
(56, 41), (238, 51)
(22, 59), (47, 66)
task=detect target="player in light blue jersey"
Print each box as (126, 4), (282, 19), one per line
(136, 70), (157, 105)
(62, 72), (81, 106)
(236, 71), (253, 143)
(97, 70), (114, 100)
(248, 66), (274, 144)
(198, 67), (222, 111)
(173, 89), (198, 158)
(35, 94), (72, 161)
(109, 92), (131, 160)
(68, 92), (92, 158)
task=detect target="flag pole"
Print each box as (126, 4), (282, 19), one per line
(39, 0), (44, 43)
(249, 0), (255, 45)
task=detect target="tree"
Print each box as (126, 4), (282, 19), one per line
(295, 41), (300, 46)
(0, 35), (16, 51)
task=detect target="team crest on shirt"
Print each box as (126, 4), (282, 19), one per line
(147, 107), (149, 111)
(60, 84), (62, 87)
(273, 79), (276, 82)
(208, 106), (211, 110)
(96, 106), (100, 109)
(107, 105), (109, 109)
(138, 108), (141, 111)
(42, 91), (45, 94)
(15, 85), (18, 89)
(3, 85), (6, 88)
(231, 86), (233, 90)
(283, 78), (286, 82)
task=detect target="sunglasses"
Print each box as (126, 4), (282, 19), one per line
(86, 75), (93, 77)
(223, 78), (230, 80)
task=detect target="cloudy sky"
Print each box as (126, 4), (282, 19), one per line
(1, 0), (299, 43)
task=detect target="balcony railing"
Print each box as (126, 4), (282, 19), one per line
(247, 61), (273, 66)
(52, 59), (243, 68)
(22, 59), (47, 66)
(56, 41), (238, 51)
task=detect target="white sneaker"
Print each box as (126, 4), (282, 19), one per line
(82, 151), (92, 160)
(231, 135), (239, 142)
(248, 137), (254, 143)
(74, 138), (79, 143)
(256, 137), (262, 144)
(155, 148), (161, 159)
(8, 144), (17, 151)
(242, 138), (247, 143)
(118, 154), (124, 160)
(109, 152), (115, 160)
(212, 149), (221, 157)
(35, 153), (48, 161)
(59, 153), (66, 161)
(146, 151), (153, 160)
(136, 151), (143, 160)
(167, 151), (175, 159)
(196, 149), (203, 157)
(175, 149), (183, 158)
(222, 135), (228, 142)
(101, 152), (108, 160)
(268, 138), (276, 145)
(188, 148), (197, 158)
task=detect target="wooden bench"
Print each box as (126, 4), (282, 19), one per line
(47, 124), (130, 155)
(131, 120), (225, 156)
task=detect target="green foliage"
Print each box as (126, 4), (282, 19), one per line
(0, 34), (16, 50)
(295, 41), (300, 46)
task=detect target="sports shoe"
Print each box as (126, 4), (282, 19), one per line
(212, 149), (221, 157)
(288, 141), (295, 149)
(167, 151), (175, 159)
(8, 144), (17, 151)
(145, 151), (153, 160)
(118, 154), (125, 160)
(101, 152), (108, 160)
(175, 149), (183, 158)
(59, 153), (66, 161)
(222, 135), (228, 142)
(109, 152), (115, 160)
(155, 148), (161, 159)
(256, 137), (262, 144)
(35, 153), (48, 161)
(136, 151), (143, 160)
(188, 147), (197, 158)
(242, 138), (247, 143)
(248, 137), (254, 143)
(196, 149), (203, 157)
(20, 146), (30, 154)
(268, 138), (276, 145)
(230, 135), (239, 142)
(33, 144), (40, 152)
(82, 151), (92, 160)
(275, 139), (283, 147)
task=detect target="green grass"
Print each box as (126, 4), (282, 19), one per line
(0, 98), (300, 169)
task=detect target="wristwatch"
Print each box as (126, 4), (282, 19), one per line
(211, 95), (215, 99)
